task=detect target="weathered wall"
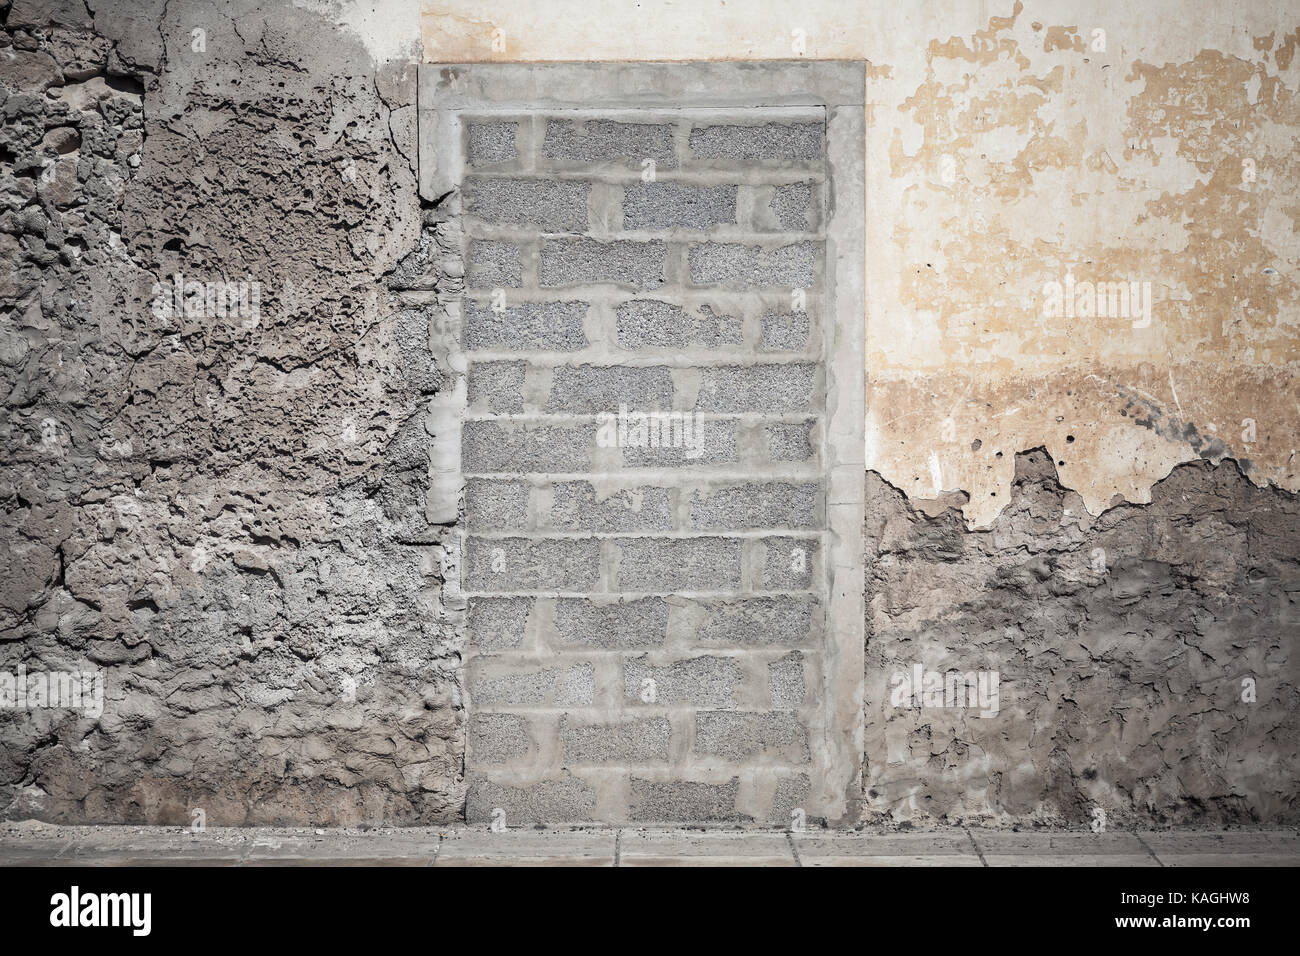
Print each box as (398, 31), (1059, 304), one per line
(0, 0), (465, 824)
(1, 0), (1296, 828)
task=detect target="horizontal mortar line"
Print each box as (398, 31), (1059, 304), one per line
(462, 530), (826, 538)
(462, 170), (828, 185)
(461, 590), (820, 599)
(464, 227), (829, 242)
(461, 350), (822, 362)
(467, 646), (819, 659)
(449, 105), (827, 117)
(463, 411), (824, 420)
(461, 472), (825, 480)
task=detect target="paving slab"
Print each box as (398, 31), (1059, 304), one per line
(434, 828), (617, 866)
(242, 828), (441, 866)
(793, 830), (982, 866)
(619, 828), (796, 866)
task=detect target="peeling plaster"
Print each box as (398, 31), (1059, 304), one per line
(421, 0), (1300, 528)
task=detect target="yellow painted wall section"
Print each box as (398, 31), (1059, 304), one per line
(398, 0), (1300, 526)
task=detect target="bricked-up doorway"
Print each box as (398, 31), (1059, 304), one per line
(417, 63), (865, 825)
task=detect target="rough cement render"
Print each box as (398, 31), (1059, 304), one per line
(865, 449), (1299, 826)
(0, 0), (461, 825)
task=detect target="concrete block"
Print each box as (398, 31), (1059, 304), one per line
(553, 597), (669, 649)
(545, 363), (674, 414)
(466, 239), (522, 288)
(469, 713), (533, 764)
(623, 182), (737, 230)
(623, 655), (742, 707)
(560, 715), (672, 763)
(689, 241), (818, 288)
(462, 421), (594, 473)
(616, 537), (742, 590)
(621, 419), (737, 467)
(768, 774), (812, 826)
(542, 119), (677, 168)
(697, 597), (817, 646)
(468, 660), (594, 707)
(464, 478), (531, 531)
(465, 773), (597, 825)
(760, 310), (810, 351)
(761, 537), (818, 589)
(466, 360), (525, 413)
(628, 778), (746, 823)
(463, 299), (588, 352)
(768, 181), (815, 231)
(695, 364), (816, 413)
(540, 238), (667, 289)
(467, 122), (519, 166)
(694, 711), (809, 762)
(395, 306), (442, 393)
(764, 420), (815, 461)
(463, 177), (591, 231)
(467, 596), (531, 649)
(464, 536), (601, 591)
(768, 652), (806, 708)
(688, 122), (823, 161)
(616, 299), (743, 349)
(551, 481), (673, 532)
(689, 481), (820, 529)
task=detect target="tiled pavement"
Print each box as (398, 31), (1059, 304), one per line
(2, 823), (1296, 866)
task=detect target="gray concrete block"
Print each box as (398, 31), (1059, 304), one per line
(768, 773), (812, 826)
(395, 306), (442, 394)
(768, 652), (807, 708)
(469, 713), (533, 764)
(467, 122), (519, 166)
(553, 597), (669, 649)
(463, 177), (591, 231)
(542, 119), (677, 168)
(464, 536), (601, 591)
(769, 181), (814, 231)
(463, 299), (588, 352)
(466, 360), (525, 413)
(623, 182), (737, 230)
(545, 363), (674, 414)
(688, 122), (823, 161)
(689, 481), (820, 529)
(623, 655), (742, 707)
(760, 310), (810, 351)
(616, 299), (743, 349)
(689, 241), (818, 288)
(694, 711), (809, 761)
(616, 537), (742, 590)
(695, 364), (816, 412)
(765, 420), (815, 461)
(762, 537), (818, 589)
(465, 478), (531, 531)
(540, 238), (667, 289)
(628, 777), (746, 823)
(621, 419), (737, 467)
(560, 715), (672, 763)
(465, 773), (597, 825)
(697, 597), (816, 646)
(466, 239), (522, 288)
(551, 481), (673, 532)
(468, 661), (594, 707)
(467, 596), (531, 650)
(462, 421), (594, 473)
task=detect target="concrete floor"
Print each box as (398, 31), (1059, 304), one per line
(2, 822), (1297, 866)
